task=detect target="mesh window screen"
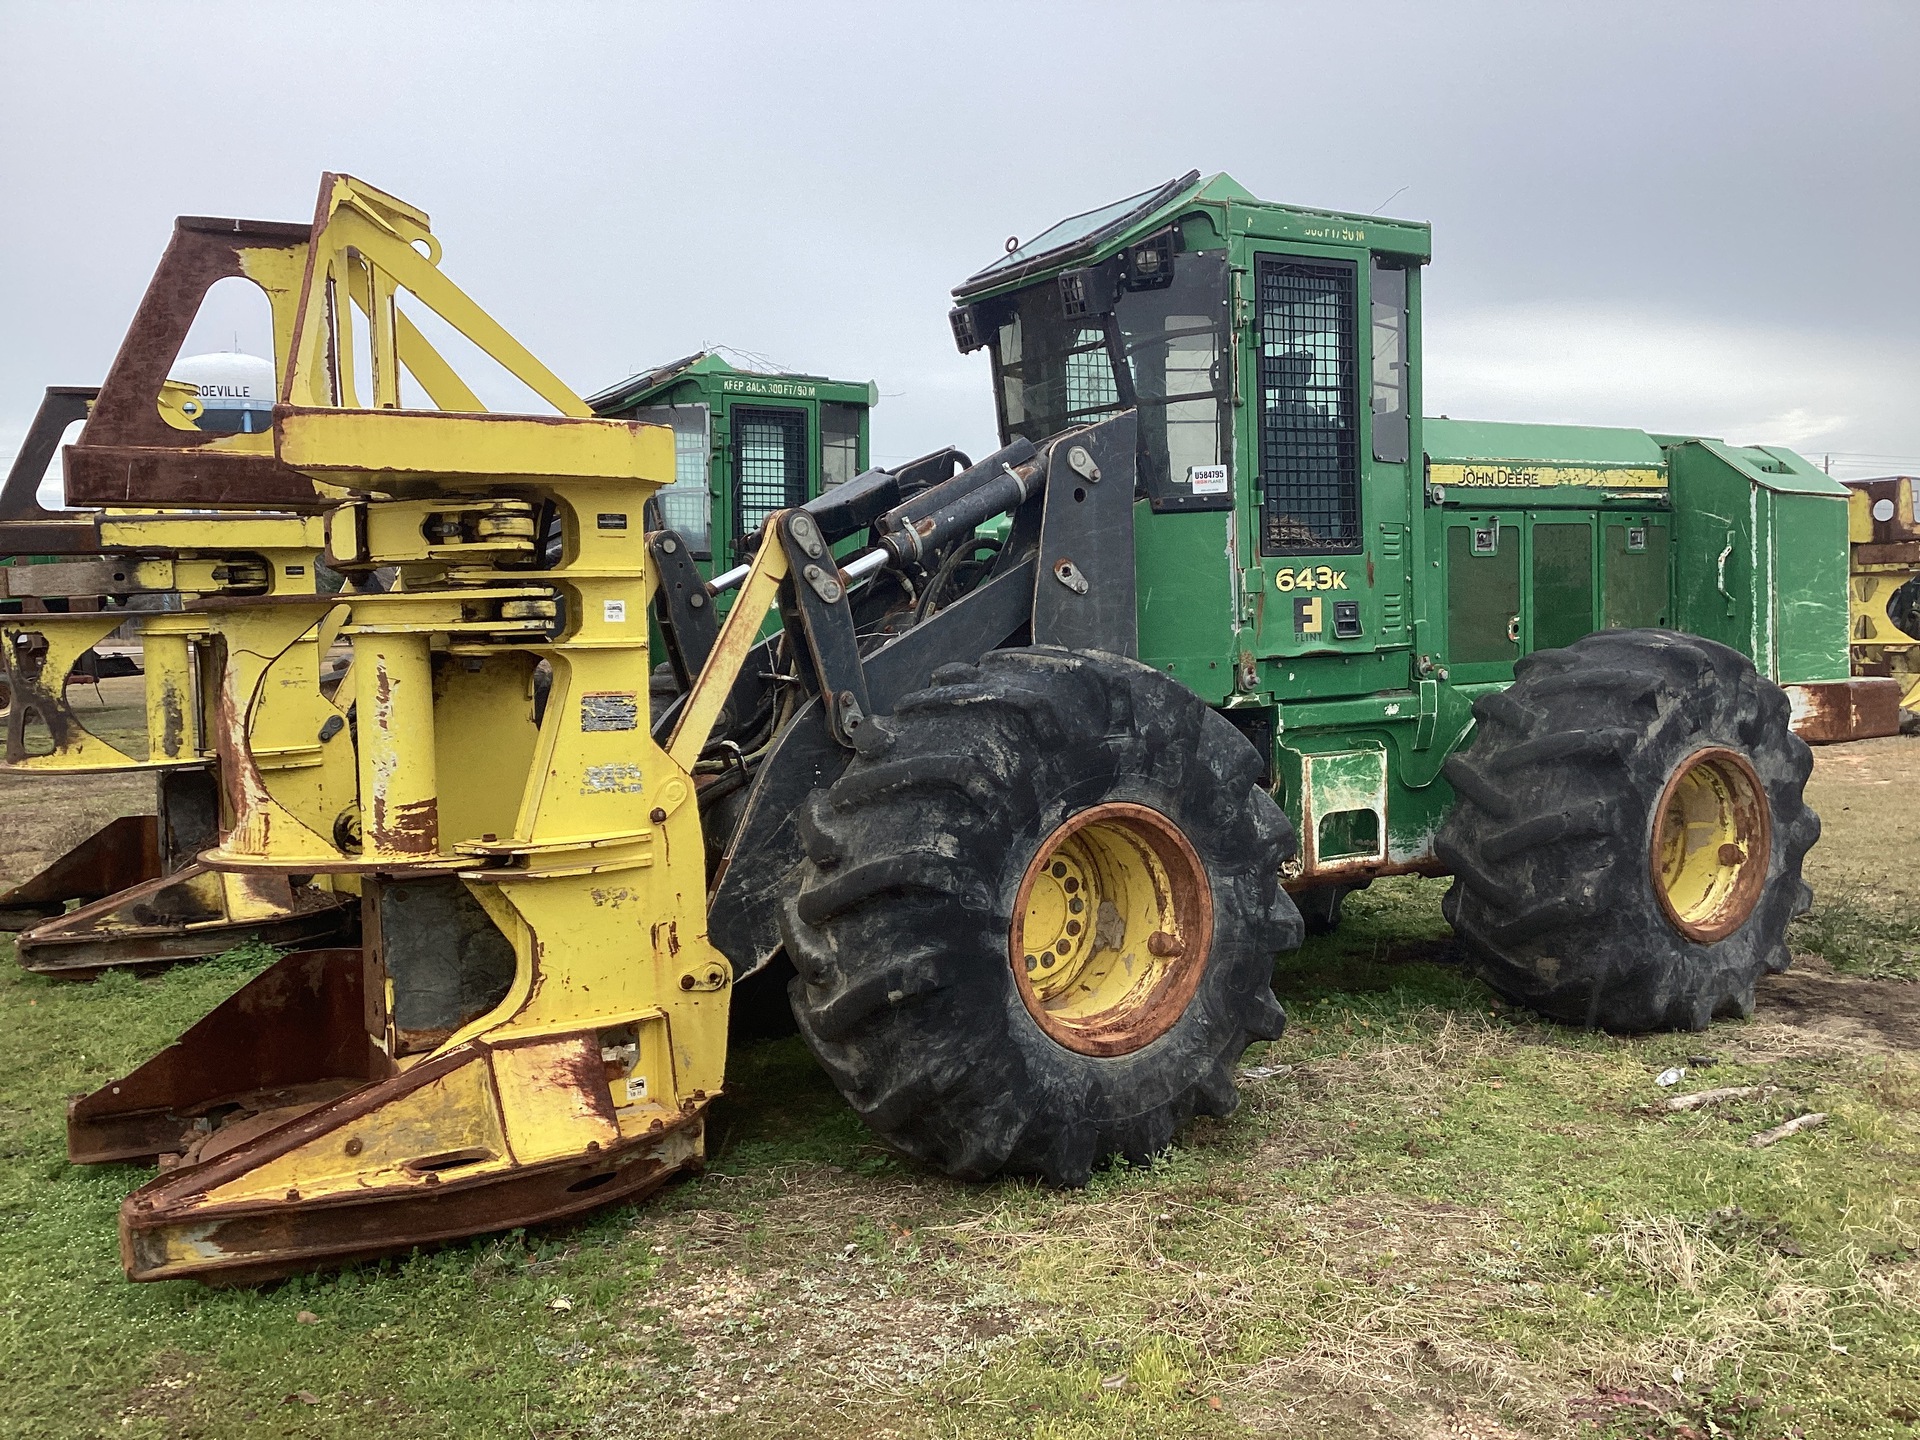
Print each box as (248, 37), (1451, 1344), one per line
(733, 407), (808, 551)
(630, 405), (711, 554)
(1257, 257), (1359, 553)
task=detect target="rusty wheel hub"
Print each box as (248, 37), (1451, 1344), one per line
(1009, 802), (1213, 1056)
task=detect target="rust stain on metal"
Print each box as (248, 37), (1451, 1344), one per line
(156, 673), (186, 759)
(1649, 746), (1773, 945)
(2, 632), (78, 763)
(0, 815), (161, 931)
(382, 797), (442, 855)
(1007, 802), (1214, 1059)
(62, 216), (327, 512)
(112, 1028), (704, 1283)
(1289, 853), (1450, 886)
(1785, 678), (1902, 745)
(211, 672), (258, 830)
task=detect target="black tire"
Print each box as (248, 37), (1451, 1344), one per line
(1294, 881), (1369, 936)
(1888, 575), (1920, 642)
(780, 647), (1301, 1185)
(1437, 629), (1818, 1032)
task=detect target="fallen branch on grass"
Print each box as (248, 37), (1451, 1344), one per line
(1663, 1086), (1763, 1112)
(1749, 1113), (1827, 1148)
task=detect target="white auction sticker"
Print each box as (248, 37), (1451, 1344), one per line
(603, 599), (628, 623)
(1189, 464), (1229, 496)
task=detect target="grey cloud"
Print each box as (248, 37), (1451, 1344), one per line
(2, 1), (1914, 477)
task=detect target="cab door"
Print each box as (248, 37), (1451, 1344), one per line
(728, 406), (808, 568)
(1241, 249), (1414, 663)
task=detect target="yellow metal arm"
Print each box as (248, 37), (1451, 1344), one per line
(668, 529), (790, 771)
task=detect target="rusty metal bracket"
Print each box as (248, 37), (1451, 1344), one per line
(17, 863), (356, 977)
(0, 386), (101, 555)
(67, 947), (386, 1165)
(62, 216), (329, 512)
(0, 814), (159, 931)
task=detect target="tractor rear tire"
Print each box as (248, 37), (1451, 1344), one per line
(1437, 629), (1817, 1032)
(781, 647), (1301, 1185)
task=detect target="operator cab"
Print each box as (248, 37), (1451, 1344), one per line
(949, 172), (1430, 704)
(589, 351), (878, 577)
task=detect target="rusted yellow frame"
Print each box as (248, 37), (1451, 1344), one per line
(666, 527), (791, 771)
(286, 174), (588, 419)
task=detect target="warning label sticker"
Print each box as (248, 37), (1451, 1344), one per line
(580, 692), (639, 732)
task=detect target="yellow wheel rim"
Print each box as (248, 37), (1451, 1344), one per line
(1009, 802), (1212, 1056)
(1651, 747), (1771, 943)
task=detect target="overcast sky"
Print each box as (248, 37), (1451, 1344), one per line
(2, 1), (1915, 490)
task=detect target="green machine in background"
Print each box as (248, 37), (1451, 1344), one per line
(589, 351), (879, 576)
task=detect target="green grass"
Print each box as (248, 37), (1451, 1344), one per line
(2, 879), (1918, 1438)
(1791, 888), (1920, 982)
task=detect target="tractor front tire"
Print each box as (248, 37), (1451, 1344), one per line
(1437, 629), (1817, 1032)
(781, 647), (1301, 1185)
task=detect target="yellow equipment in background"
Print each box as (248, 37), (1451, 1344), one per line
(1843, 476), (1920, 715)
(0, 367), (361, 972)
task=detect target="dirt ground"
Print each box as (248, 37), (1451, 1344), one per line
(1757, 957), (1920, 1052)
(1765, 733), (1920, 1047)
(1798, 733), (1920, 905)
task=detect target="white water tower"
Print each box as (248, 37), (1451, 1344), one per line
(168, 351), (276, 433)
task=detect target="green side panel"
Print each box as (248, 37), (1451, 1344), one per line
(1603, 522), (1670, 629)
(1135, 506), (1237, 704)
(1446, 523), (1520, 664)
(1668, 446), (1748, 656)
(1666, 438), (1848, 679)
(1769, 492), (1851, 683)
(1531, 521), (1594, 650)
(1309, 748), (1385, 812)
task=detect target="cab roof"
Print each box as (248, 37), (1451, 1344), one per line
(586, 350), (876, 414)
(953, 171), (1431, 303)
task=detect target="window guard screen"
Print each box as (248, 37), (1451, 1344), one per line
(630, 404), (712, 555)
(733, 406), (808, 554)
(988, 249), (1231, 506)
(1258, 256), (1360, 554)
